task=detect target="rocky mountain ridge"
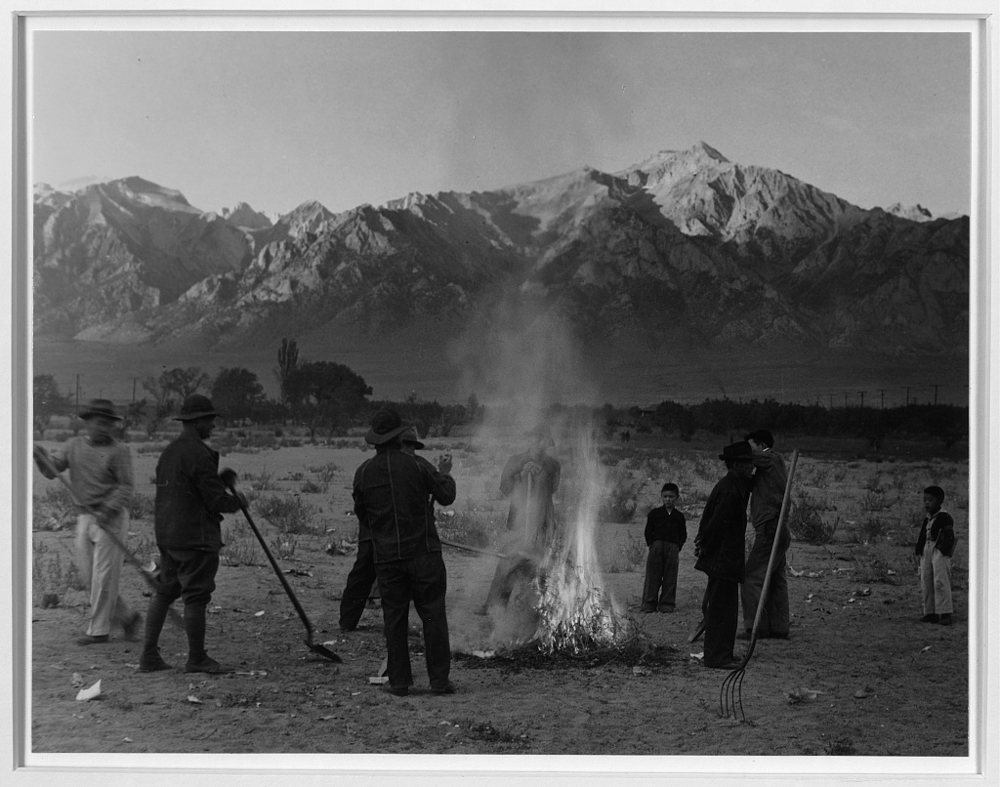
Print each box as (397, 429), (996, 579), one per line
(33, 143), (969, 362)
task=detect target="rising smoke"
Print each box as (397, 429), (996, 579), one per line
(446, 295), (626, 651)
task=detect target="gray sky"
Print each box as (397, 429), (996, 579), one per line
(30, 29), (971, 217)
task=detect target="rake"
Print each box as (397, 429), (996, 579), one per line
(720, 448), (799, 722)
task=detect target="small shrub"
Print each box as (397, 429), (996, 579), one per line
(245, 467), (276, 492)
(851, 544), (902, 584)
(253, 494), (316, 534)
(300, 479), (326, 494)
(847, 516), (890, 545)
(617, 532), (647, 571)
(308, 462), (340, 485)
(787, 495), (838, 544)
(221, 528), (263, 567)
(599, 466), (638, 523)
(129, 492), (154, 520)
(271, 534), (297, 559)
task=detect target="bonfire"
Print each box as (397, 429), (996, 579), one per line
(528, 426), (632, 655)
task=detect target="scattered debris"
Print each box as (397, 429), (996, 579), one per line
(234, 671), (268, 677)
(325, 540), (358, 557)
(856, 587), (872, 596)
(70, 672), (85, 688)
(75, 681), (101, 702)
(854, 687), (875, 699)
(920, 645), (932, 654)
(254, 610), (265, 617)
(368, 676), (389, 685)
(632, 666), (651, 677)
(787, 687), (825, 704)
(186, 695), (203, 704)
(284, 568), (312, 578)
(471, 650), (495, 659)
(122, 737), (132, 743)
(690, 652), (704, 661)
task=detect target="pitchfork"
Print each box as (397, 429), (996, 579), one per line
(720, 448), (799, 722)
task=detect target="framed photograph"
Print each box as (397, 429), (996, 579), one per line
(4, 2), (996, 786)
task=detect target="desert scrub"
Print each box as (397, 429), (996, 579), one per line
(599, 465), (638, 523)
(617, 531), (647, 571)
(787, 494), (838, 544)
(253, 493), (316, 534)
(439, 507), (506, 548)
(220, 527), (263, 566)
(850, 544), (903, 584)
(129, 491), (154, 520)
(32, 486), (76, 531)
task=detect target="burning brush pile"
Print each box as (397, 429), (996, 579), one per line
(472, 425), (643, 665)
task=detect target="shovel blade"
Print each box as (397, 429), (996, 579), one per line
(308, 642), (343, 663)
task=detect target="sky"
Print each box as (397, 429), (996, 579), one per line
(29, 27), (972, 218)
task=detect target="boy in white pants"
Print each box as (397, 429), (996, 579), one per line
(915, 485), (956, 626)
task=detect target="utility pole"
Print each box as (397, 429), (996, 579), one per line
(877, 389), (887, 409)
(904, 386), (911, 407)
(828, 393), (834, 409)
(844, 392), (850, 408)
(859, 391), (866, 408)
(933, 384), (940, 405)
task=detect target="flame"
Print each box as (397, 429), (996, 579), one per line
(530, 425), (630, 654)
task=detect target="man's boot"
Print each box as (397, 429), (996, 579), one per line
(138, 594), (173, 672)
(184, 603), (234, 674)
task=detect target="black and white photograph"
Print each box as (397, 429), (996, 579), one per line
(7, 3), (998, 785)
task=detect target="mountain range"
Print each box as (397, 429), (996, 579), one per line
(32, 142), (969, 404)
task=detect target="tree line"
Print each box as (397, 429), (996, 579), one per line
(33, 338), (967, 449)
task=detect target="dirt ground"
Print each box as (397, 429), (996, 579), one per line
(26, 436), (970, 768)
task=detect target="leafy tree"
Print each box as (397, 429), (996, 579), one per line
(33, 374), (72, 434)
(285, 361), (372, 411)
(143, 367), (209, 408)
(211, 367), (265, 423)
(276, 338), (299, 405)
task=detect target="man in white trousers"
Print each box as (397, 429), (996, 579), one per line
(34, 399), (140, 645)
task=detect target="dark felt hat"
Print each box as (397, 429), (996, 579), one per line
(365, 408), (410, 445)
(79, 398), (122, 421)
(401, 426), (425, 449)
(174, 394), (222, 421)
(719, 440), (754, 461)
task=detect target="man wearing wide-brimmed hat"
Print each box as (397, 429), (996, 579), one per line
(337, 426), (434, 633)
(352, 409), (457, 695)
(692, 440), (755, 669)
(33, 399), (141, 645)
(139, 394), (247, 674)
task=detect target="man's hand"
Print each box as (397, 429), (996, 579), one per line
(522, 461), (542, 477)
(437, 454), (453, 475)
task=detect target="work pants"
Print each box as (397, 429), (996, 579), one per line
(920, 544), (953, 615)
(144, 547), (219, 663)
(740, 518), (791, 636)
(703, 575), (739, 667)
(641, 540), (680, 612)
(75, 512), (135, 637)
(376, 551), (451, 691)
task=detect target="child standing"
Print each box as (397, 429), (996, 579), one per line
(915, 485), (956, 626)
(641, 483), (687, 613)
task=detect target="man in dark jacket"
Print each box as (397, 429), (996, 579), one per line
(139, 395), (246, 674)
(739, 430), (791, 640)
(353, 410), (457, 696)
(694, 441), (754, 669)
(338, 426), (430, 632)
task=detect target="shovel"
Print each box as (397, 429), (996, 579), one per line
(220, 468), (342, 663)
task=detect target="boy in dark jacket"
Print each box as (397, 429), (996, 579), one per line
(915, 485), (956, 626)
(641, 483), (687, 613)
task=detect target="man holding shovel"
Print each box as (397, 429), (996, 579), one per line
(33, 399), (141, 645)
(139, 394), (247, 674)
